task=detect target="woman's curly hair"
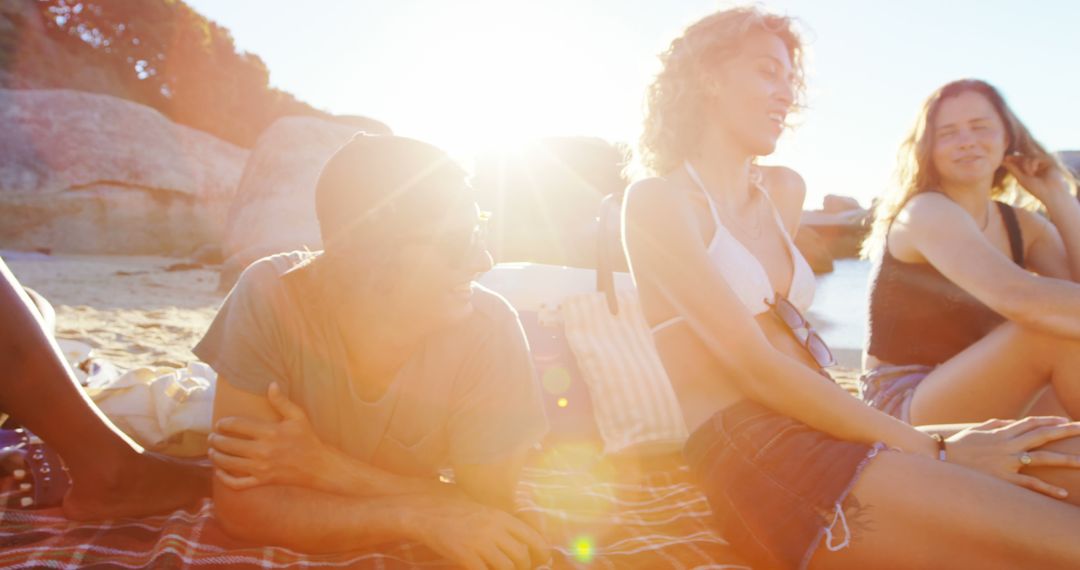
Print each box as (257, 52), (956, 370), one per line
(632, 6), (805, 179)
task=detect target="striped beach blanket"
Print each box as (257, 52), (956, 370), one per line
(0, 460), (748, 569)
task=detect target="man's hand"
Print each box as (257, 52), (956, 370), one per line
(210, 382), (329, 490)
(404, 494), (550, 570)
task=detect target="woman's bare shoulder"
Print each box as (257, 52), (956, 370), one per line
(759, 165), (806, 203)
(624, 176), (694, 221)
(625, 175), (685, 198)
(759, 165), (806, 233)
(890, 192), (984, 261)
(897, 192), (963, 227)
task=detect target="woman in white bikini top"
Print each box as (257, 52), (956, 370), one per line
(650, 160), (815, 335)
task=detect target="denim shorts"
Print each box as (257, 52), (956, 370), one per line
(684, 399), (886, 570)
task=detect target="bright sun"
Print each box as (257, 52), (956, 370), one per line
(372, 0), (642, 162)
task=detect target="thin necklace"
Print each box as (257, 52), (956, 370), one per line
(684, 161), (763, 239)
(979, 204), (991, 232)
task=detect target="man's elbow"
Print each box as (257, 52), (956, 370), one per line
(213, 480), (295, 548)
(213, 483), (378, 553)
(213, 483), (264, 542)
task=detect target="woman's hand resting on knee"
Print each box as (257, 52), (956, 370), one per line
(945, 416), (1080, 498)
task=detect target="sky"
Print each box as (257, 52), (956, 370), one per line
(184, 0), (1080, 209)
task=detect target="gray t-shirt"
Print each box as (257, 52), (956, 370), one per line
(194, 252), (548, 477)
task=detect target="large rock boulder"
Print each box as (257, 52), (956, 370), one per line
(219, 116), (389, 289)
(794, 226), (834, 274)
(0, 88), (249, 255)
(822, 194), (863, 214)
(472, 137), (627, 268)
(801, 194), (870, 263)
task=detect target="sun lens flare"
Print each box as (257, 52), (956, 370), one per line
(572, 535), (595, 563)
(543, 366), (572, 395)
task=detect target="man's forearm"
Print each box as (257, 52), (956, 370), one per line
(315, 446), (527, 513)
(313, 447), (462, 499)
(214, 478), (415, 553)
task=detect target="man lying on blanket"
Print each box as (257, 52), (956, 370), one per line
(195, 134), (550, 568)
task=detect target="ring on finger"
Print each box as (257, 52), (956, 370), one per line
(1019, 452), (1033, 466)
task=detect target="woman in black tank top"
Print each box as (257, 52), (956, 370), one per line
(861, 79), (1080, 426)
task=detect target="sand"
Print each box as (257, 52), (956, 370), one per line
(3, 252), (862, 391)
(5, 253), (224, 371)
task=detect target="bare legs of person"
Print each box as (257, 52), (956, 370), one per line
(23, 287), (56, 335)
(810, 438), (1080, 569)
(911, 321), (1080, 424)
(0, 259), (210, 520)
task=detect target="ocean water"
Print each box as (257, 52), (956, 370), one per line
(807, 258), (872, 352)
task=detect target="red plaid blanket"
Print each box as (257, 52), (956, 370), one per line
(0, 460), (749, 569)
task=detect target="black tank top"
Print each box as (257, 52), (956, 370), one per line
(866, 200), (1024, 366)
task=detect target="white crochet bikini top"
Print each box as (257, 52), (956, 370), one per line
(651, 162), (816, 334)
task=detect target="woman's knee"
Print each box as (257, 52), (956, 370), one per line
(24, 288), (56, 335)
(1023, 436), (1080, 508)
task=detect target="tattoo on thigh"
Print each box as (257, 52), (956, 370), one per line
(842, 495), (875, 543)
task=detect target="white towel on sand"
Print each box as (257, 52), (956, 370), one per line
(83, 361), (215, 457)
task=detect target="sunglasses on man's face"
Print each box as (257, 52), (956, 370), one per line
(766, 294), (835, 369)
(402, 212), (490, 269)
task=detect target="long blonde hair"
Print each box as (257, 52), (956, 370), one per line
(631, 6), (805, 179)
(862, 79), (1077, 259)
